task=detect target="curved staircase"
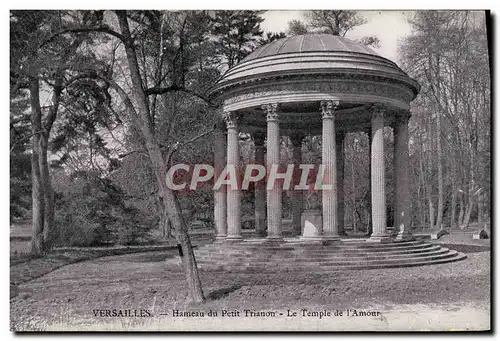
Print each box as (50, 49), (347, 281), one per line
(194, 239), (466, 272)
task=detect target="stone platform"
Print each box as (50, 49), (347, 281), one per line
(194, 238), (466, 272)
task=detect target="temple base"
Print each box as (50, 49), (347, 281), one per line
(367, 234), (392, 243)
(396, 232), (414, 241)
(224, 236), (243, 242)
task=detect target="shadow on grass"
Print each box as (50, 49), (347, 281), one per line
(205, 284), (243, 300)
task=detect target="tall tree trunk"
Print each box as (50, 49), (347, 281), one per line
(477, 193), (483, 226)
(39, 133), (55, 248)
(116, 11), (204, 303)
(434, 64), (444, 230)
(29, 77), (46, 255)
(428, 195), (435, 230)
(458, 194), (465, 229)
(435, 108), (444, 230)
(462, 190), (474, 229)
(419, 146), (426, 229)
(450, 188), (457, 230)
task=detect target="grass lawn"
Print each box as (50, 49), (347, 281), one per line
(10, 242), (490, 332)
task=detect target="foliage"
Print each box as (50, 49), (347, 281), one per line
(287, 19), (309, 35)
(10, 96), (32, 220)
(399, 11), (490, 228)
(210, 10), (265, 68)
(305, 10), (366, 36)
(53, 171), (155, 246)
(284, 11), (380, 48)
(260, 31), (287, 44)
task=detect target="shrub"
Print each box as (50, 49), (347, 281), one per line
(53, 172), (154, 247)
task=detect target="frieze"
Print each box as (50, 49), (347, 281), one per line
(223, 80), (414, 107)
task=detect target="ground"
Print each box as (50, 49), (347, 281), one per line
(10, 239), (490, 332)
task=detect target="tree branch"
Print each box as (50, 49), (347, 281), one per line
(165, 128), (215, 164)
(10, 130), (43, 153)
(145, 85), (217, 107)
(118, 150), (149, 158)
(40, 26), (126, 49)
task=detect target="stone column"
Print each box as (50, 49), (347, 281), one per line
(369, 105), (390, 242)
(263, 103), (282, 240)
(290, 133), (304, 236)
(336, 132), (346, 236)
(321, 100), (340, 241)
(254, 132), (267, 237)
(394, 112), (413, 241)
(366, 129), (373, 236)
(213, 126), (227, 240)
(223, 111), (242, 241)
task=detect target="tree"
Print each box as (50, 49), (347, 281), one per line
(10, 96), (32, 220)
(260, 31), (287, 44)
(400, 11), (490, 229)
(45, 10), (231, 303)
(10, 10), (105, 254)
(211, 10), (265, 68)
(299, 10), (380, 48)
(305, 10), (366, 36)
(287, 19), (309, 35)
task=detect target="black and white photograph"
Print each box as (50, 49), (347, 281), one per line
(8, 8), (491, 332)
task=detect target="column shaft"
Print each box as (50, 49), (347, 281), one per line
(264, 104), (282, 240)
(214, 128), (227, 240)
(336, 132), (346, 236)
(366, 130), (373, 236)
(254, 134), (266, 237)
(224, 112), (242, 240)
(290, 133), (304, 236)
(321, 101), (340, 241)
(394, 113), (413, 240)
(370, 106), (390, 242)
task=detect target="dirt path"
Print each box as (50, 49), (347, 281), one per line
(10, 250), (490, 331)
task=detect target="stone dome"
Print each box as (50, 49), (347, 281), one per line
(241, 34), (380, 62)
(210, 34), (419, 103)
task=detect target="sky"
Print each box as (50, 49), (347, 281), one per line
(261, 10), (413, 64)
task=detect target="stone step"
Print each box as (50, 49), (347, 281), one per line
(209, 239), (425, 247)
(193, 240), (466, 272)
(230, 252), (467, 272)
(196, 248), (454, 266)
(195, 247), (448, 263)
(195, 244), (435, 257)
(200, 241), (430, 253)
(198, 251), (465, 272)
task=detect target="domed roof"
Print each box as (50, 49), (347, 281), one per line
(242, 34), (379, 62)
(209, 33), (420, 106)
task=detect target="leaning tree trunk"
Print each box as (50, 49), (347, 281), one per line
(116, 10), (204, 303)
(29, 77), (46, 255)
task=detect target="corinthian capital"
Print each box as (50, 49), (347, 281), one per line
(262, 103), (279, 122)
(372, 103), (388, 120)
(223, 111), (238, 129)
(320, 100), (340, 119)
(394, 110), (411, 126)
